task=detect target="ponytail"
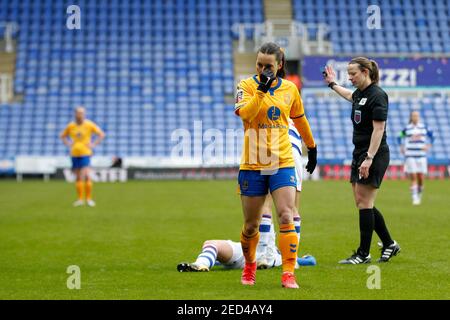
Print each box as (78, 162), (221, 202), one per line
(349, 57), (380, 84)
(278, 47), (286, 78)
(370, 60), (379, 84)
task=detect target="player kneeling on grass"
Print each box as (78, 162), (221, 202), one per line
(177, 215), (315, 273)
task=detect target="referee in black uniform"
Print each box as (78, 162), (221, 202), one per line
(323, 57), (401, 264)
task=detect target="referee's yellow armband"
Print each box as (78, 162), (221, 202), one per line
(235, 90), (266, 122)
(292, 115), (316, 149)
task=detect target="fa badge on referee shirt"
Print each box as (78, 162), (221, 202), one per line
(354, 110), (362, 124)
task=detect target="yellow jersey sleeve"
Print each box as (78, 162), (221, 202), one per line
(289, 87), (316, 148)
(289, 87), (305, 119)
(61, 123), (73, 137)
(88, 120), (102, 135)
(234, 78), (266, 122)
(235, 79), (251, 111)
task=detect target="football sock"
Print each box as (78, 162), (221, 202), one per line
(294, 215), (301, 244)
(256, 214), (272, 256)
(410, 184), (418, 201)
(85, 180), (93, 200)
(194, 243), (218, 269)
(358, 208), (374, 256)
(373, 207), (394, 247)
(418, 185), (424, 195)
(279, 223), (297, 273)
(241, 229), (260, 263)
(76, 181), (84, 200)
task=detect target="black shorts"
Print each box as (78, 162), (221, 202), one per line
(350, 145), (390, 188)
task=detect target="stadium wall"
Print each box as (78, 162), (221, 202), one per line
(2, 157), (449, 181)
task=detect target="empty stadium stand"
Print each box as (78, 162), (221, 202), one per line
(0, 0), (263, 159)
(293, 0), (450, 54)
(0, 0), (449, 166)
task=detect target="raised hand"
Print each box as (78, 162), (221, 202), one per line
(323, 65), (336, 85)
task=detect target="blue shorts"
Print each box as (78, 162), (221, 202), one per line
(238, 167), (297, 196)
(71, 156), (91, 169)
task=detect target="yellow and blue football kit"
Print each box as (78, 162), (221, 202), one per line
(234, 75), (315, 196)
(61, 119), (102, 158)
(61, 119), (103, 202)
(235, 74), (316, 276)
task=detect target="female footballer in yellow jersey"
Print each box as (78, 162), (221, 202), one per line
(60, 106), (105, 207)
(234, 42), (317, 289)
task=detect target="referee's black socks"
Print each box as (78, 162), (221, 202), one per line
(358, 208), (374, 256)
(373, 207), (394, 247)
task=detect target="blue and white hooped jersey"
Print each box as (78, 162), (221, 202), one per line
(398, 122), (434, 158)
(288, 120), (302, 156)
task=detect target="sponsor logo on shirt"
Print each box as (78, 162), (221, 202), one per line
(267, 106), (281, 121)
(258, 124), (288, 129)
(359, 98), (367, 105)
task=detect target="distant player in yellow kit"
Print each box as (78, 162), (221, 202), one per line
(234, 42), (317, 289)
(60, 106), (105, 207)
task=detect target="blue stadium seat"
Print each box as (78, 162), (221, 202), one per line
(292, 0), (449, 55)
(1, 0), (449, 163)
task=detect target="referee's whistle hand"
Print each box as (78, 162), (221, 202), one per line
(323, 65), (336, 84)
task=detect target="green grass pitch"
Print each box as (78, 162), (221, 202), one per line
(0, 179), (449, 300)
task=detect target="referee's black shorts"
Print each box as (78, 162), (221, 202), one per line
(350, 145), (390, 188)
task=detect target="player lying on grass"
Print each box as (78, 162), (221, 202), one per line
(177, 212), (316, 272)
(178, 116), (315, 273)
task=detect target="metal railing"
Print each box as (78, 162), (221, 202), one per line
(232, 21), (332, 56)
(0, 22), (19, 53)
(0, 73), (13, 103)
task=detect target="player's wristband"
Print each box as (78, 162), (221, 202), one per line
(328, 82), (338, 89)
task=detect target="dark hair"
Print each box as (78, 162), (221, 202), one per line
(258, 42), (286, 78)
(349, 57), (380, 84)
